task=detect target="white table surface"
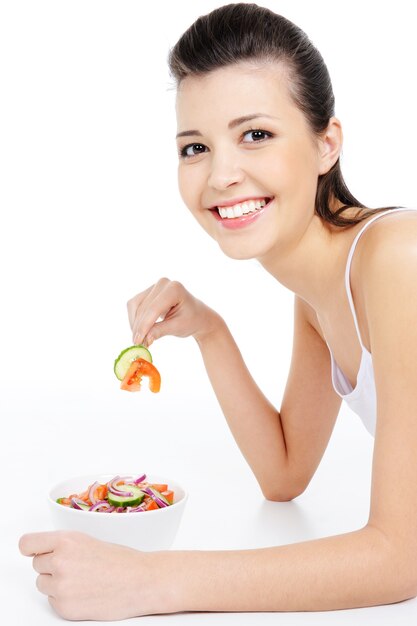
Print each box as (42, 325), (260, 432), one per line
(2, 381), (416, 625)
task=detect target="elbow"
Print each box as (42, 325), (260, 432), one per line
(261, 480), (307, 503)
(258, 464), (311, 502)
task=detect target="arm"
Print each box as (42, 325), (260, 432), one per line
(128, 279), (342, 500)
(161, 525), (411, 611)
(196, 296), (342, 500)
(20, 512), (415, 617)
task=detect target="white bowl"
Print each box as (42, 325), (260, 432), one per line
(48, 473), (187, 552)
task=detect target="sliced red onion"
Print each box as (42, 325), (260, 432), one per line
(116, 506), (125, 513)
(154, 496), (169, 508)
(89, 500), (111, 512)
(134, 473), (147, 485)
(142, 486), (169, 508)
(107, 475), (134, 498)
(129, 504), (146, 512)
(71, 497), (87, 510)
(103, 506), (115, 513)
(108, 486), (133, 497)
(88, 481), (101, 505)
(88, 500), (110, 511)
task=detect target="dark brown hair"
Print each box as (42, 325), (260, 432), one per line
(168, 3), (398, 228)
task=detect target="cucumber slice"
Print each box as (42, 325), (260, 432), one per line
(114, 345), (152, 381)
(148, 487), (170, 506)
(107, 484), (145, 508)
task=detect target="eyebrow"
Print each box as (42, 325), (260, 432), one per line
(175, 113), (279, 139)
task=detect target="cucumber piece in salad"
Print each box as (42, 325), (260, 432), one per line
(147, 487), (170, 506)
(114, 345), (152, 381)
(107, 484), (146, 508)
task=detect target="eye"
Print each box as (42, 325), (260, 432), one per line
(242, 129), (273, 143)
(179, 143), (208, 158)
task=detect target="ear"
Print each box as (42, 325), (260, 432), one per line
(317, 117), (343, 175)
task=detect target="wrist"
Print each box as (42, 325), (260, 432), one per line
(143, 550), (186, 614)
(193, 308), (226, 347)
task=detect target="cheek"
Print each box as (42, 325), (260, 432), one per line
(178, 166), (200, 212)
(274, 143), (319, 194)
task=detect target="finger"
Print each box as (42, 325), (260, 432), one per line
(145, 316), (181, 344)
(133, 285), (181, 344)
(129, 278), (170, 339)
(139, 304), (175, 343)
(36, 573), (54, 597)
(19, 532), (59, 557)
(33, 553), (55, 575)
(127, 285), (155, 330)
(132, 278), (172, 342)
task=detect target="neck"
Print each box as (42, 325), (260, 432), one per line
(257, 212), (350, 315)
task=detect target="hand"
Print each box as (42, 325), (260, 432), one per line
(19, 530), (172, 620)
(127, 277), (221, 347)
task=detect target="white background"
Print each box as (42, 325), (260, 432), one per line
(0, 1), (416, 624)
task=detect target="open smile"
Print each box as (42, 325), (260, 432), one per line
(210, 197), (274, 230)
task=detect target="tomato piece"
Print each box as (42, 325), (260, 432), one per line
(151, 484), (168, 493)
(120, 358), (161, 393)
(144, 499), (159, 511)
(95, 484), (108, 501)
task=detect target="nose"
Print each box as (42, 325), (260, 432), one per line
(207, 149), (245, 190)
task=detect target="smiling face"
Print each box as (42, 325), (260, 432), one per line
(175, 61), (340, 262)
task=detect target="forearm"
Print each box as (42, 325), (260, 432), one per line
(158, 526), (414, 613)
(195, 315), (289, 496)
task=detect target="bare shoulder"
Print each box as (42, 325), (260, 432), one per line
(357, 209), (417, 259)
(355, 210), (417, 289)
(355, 210), (417, 350)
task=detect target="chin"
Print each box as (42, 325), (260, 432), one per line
(217, 240), (270, 261)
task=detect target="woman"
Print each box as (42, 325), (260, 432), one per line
(19, 3), (417, 619)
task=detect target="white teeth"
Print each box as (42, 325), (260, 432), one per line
(217, 198), (269, 219)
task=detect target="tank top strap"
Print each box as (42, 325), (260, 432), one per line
(344, 207), (417, 350)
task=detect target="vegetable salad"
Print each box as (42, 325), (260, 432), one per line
(56, 474), (174, 513)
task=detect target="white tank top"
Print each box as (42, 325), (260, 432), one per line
(326, 207), (417, 436)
